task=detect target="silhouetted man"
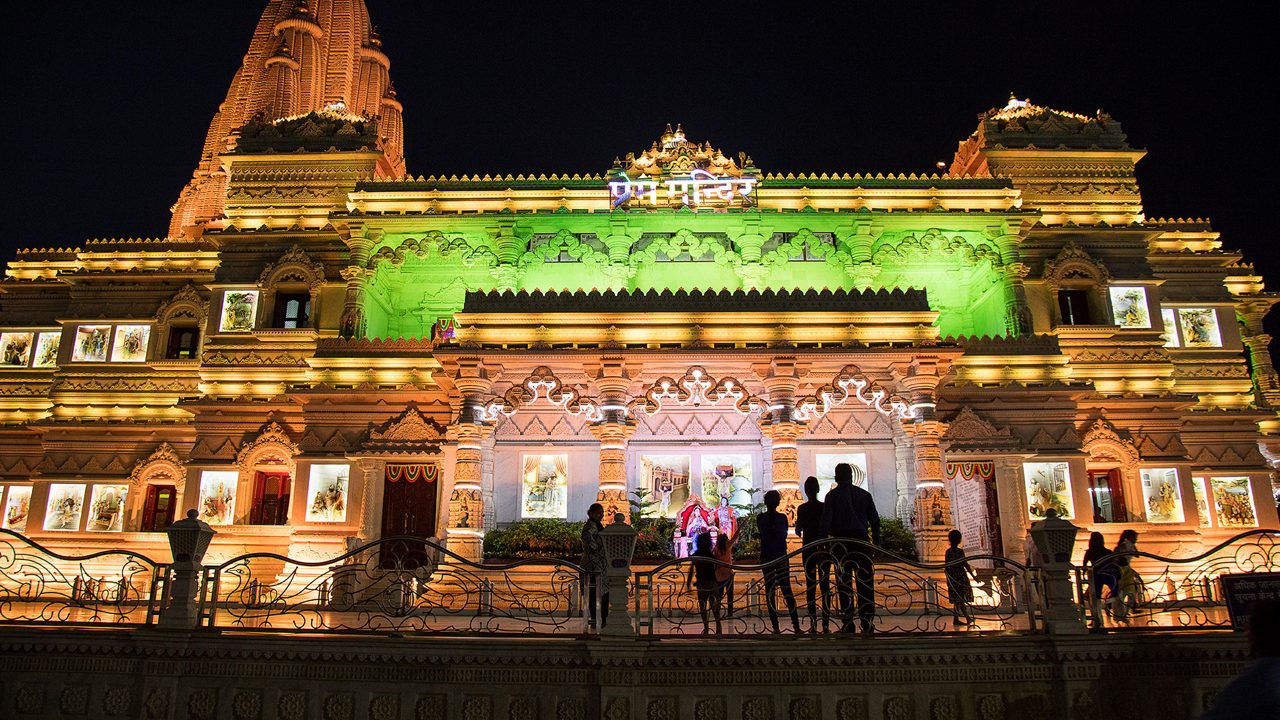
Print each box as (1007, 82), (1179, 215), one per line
(819, 463), (881, 634)
(794, 475), (831, 632)
(756, 490), (801, 633)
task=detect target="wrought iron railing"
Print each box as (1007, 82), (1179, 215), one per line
(198, 535), (593, 635)
(1073, 529), (1280, 630)
(632, 538), (1038, 636)
(0, 529), (164, 626)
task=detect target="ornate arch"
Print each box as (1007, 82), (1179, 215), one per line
(793, 365), (915, 423)
(630, 366), (767, 417)
(480, 367), (603, 422)
(759, 228), (845, 267)
(1081, 417), (1139, 466)
(128, 442), (187, 494)
(236, 421), (300, 472)
(258, 245), (327, 290)
(518, 229), (610, 269)
(369, 231), (495, 269)
(154, 285), (210, 358)
(1041, 242), (1112, 290)
(629, 229), (741, 267)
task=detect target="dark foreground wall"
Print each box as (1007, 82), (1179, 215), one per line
(0, 629), (1248, 720)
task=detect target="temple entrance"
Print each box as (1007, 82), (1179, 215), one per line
(945, 462), (1003, 559)
(249, 472), (291, 525)
(139, 485), (176, 532)
(380, 464), (439, 568)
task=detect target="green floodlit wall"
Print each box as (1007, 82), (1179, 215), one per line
(361, 211), (1015, 340)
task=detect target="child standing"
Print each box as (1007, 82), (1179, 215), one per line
(945, 529), (976, 627)
(685, 533), (723, 634)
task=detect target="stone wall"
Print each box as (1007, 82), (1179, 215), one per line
(0, 628), (1246, 720)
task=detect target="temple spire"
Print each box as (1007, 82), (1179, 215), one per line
(169, 0), (406, 239)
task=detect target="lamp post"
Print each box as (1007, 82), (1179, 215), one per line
(599, 512), (638, 637)
(1027, 509), (1086, 634)
(160, 509), (217, 629)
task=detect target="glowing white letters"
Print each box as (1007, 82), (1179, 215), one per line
(609, 169), (757, 208)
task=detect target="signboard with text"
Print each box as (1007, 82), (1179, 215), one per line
(609, 169), (757, 209)
(1219, 572), (1280, 631)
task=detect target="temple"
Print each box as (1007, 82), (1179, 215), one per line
(1, 1), (1278, 569)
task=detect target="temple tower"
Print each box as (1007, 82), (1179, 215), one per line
(169, 0), (406, 239)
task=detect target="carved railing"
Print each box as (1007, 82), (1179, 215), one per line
(198, 536), (592, 635)
(633, 538), (1038, 636)
(1073, 530), (1280, 630)
(0, 529), (164, 626)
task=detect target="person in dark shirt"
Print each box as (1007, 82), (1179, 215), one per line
(819, 463), (881, 634)
(1081, 531), (1118, 628)
(684, 531), (723, 634)
(756, 490), (801, 633)
(794, 476), (832, 632)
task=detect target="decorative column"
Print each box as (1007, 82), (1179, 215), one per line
(590, 361), (635, 523)
(1239, 299), (1280, 407)
(900, 360), (950, 561)
(352, 457), (384, 542)
(762, 360), (805, 529)
(993, 228), (1031, 335)
(837, 220), (881, 290)
(733, 216), (769, 290)
(993, 456), (1030, 562)
(489, 220), (524, 291)
(446, 362), (493, 561)
(339, 226), (380, 339)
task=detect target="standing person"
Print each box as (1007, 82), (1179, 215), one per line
(1112, 529), (1142, 621)
(794, 475), (832, 632)
(713, 528), (739, 615)
(684, 532), (723, 635)
(944, 529), (976, 627)
(580, 503), (609, 628)
(1081, 531), (1119, 628)
(757, 490), (801, 633)
(819, 462), (882, 634)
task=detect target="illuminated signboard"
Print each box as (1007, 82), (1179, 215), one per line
(609, 169), (757, 209)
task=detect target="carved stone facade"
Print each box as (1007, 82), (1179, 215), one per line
(0, 628), (1251, 720)
(0, 3), (1276, 570)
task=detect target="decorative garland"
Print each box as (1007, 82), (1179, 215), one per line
(945, 461), (994, 483)
(386, 464), (440, 484)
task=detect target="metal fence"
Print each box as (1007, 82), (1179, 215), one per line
(198, 536), (592, 635)
(0, 529), (165, 626)
(1073, 529), (1280, 630)
(633, 538), (1038, 636)
(3, 527), (1278, 636)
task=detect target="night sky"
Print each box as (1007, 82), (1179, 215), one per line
(2, 3), (1277, 342)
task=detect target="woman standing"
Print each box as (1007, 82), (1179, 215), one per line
(581, 503), (609, 628)
(1082, 531), (1119, 628)
(945, 529), (976, 627)
(713, 527), (739, 615)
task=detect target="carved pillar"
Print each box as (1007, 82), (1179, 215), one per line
(892, 427), (915, 522)
(446, 362), (493, 561)
(733, 217), (769, 290)
(993, 231), (1031, 335)
(590, 361), (635, 522)
(900, 360), (950, 560)
(1239, 300), (1280, 407)
(489, 220), (524, 291)
(352, 457), (384, 541)
(762, 360), (805, 529)
(993, 457), (1029, 561)
(838, 221), (881, 290)
(339, 227), (379, 339)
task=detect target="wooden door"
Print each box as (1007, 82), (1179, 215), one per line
(250, 472), (292, 525)
(380, 464), (439, 568)
(140, 485), (176, 532)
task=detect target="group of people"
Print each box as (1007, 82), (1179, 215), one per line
(685, 462), (884, 634)
(1080, 528), (1144, 627)
(581, 461), (988, 635)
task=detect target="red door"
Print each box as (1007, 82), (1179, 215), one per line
(250, 472), (292, 525)
(140, 485), (176, 531)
